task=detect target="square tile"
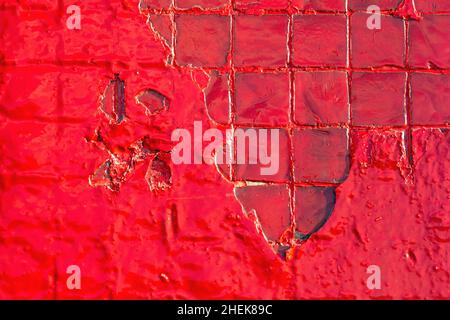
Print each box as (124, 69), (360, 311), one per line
(351, 72), (406, 126)
(235, 128), (290, 182)
(414, 0), (450, 12)
(139, 0), (171, 9)
(411, 73), (450, 125)
(176, 0), (228, 9)
(175, 15), (230, 67)
(60, 68), (109, 121)
(349, 0), (400, 11)
(295, 186), (336, 236)
(204, 71), (231, 125)
(409, 15), (450, 69)
(0, 9), (61, 63)
(294, 71), (349, 125)
(114, 12), (167, 63)
(351, 12), (405, 68)
(234, 15), (288, 67)
(235, 0), (289, 10)
(293, 128), (349, 183)
(293, 14), (347, 67)
(292, 0), (345, 11)
(147, 14), (173, 48)
(17, 0), (58, 10)
(0, 121), (60, 175)
(61, 3), (115, 61)
(235, 72), (289, 126)
(234, 184), (291, 241)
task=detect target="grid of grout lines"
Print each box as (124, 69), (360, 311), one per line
(139, 0), (450, 246)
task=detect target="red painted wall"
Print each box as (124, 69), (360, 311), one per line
(0, 0), (448, 299)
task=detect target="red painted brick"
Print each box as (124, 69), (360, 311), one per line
(295, 186), (335, 236)
(235, 128), (290, 183)
(409, 15), (450, 69)
(293, 14), (347, 67)
(234, 15), (288, 67)
(235, 72), (289, 126)
(234, 184), (291, 241)
(294, 71), (348, 125)
(175, 15), (230, 67)
(292, 0), (345, 11)
(293, 128), (349, 183)
(351, 12), (405, 68)
(411, 73), (450, 125)
(61, 3), (114, 61)
(351, 72), (406, 126)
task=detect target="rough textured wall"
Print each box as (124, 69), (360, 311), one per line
(0, 0), (448, 299)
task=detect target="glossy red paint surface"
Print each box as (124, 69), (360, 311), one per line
(0, 0), (449, 299)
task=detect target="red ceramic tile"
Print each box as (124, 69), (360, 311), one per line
(234, 15), (288, 67)
(0, 196), (55, 297)
(235, 128), (290, 183)
(293, 128), (349, 183)
(351, 12), (405, 68)
(204, 71), (231, 125)
(411, 73), (450, 125)
(292, 0), (345, 11)
(414, 0), (450, 12)
(295, 186), (336, 236)
(234, 184), (291, 241)
(409, 15), (450, 69)
(235, 72), (289, 126)
(176, 0), (228, 9)
(147, 14), (173, 47)
(293, 14), (347, 67)
(294, 71), (348, 125)
(349, 0), (400, 11)
(235, 0), (289, 10)
(351, 72), (406, 126)
(175, 15), (230, 67)
(139, 0), (172, 9)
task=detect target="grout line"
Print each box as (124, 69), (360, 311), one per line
(404, 18), (415, 170)
(230, 0), (236, 182)
(346, 0), (354, 175)
(5, 61), (450, 74)
(287, 2), (297, 247)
